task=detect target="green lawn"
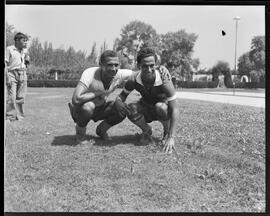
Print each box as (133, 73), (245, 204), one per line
(4, 88), (265, 212)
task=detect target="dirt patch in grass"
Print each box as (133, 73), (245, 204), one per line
(4, 88), (265, 212)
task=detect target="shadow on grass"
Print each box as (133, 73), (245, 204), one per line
(93, 134), (139, 147)
(93, 134), (161, 148)
(51, 134), (152, 147)
(51, 134), (94, 146)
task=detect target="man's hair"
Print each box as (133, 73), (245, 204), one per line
(99, 50), (118, 65)
(14, 32), (28, 41)
(136, 47), (157, 65)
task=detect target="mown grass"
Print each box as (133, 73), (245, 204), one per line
(4, 88), (265, 212)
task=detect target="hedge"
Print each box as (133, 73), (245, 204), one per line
(27, 79), (265, 89)
(232, 82), (265, 89)
(174, 81), (219, 88)
(174, 80), (264, 89)
(28, 80), (78, 87)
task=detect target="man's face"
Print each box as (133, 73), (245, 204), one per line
(140, 55), (156, 84)
(101, 57), (120, 80)
(16, 38), (28, 49)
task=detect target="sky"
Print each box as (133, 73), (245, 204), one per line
(5, 5), (265, 70)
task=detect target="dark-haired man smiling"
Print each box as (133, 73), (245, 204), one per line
(69, 50), (133, 145)
(115, 47), (179, 153)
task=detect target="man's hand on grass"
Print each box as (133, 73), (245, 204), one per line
(162, 136), (175, 154)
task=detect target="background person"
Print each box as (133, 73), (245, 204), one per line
(5, 32), (30, 121)
(114, 47), (179, 154)
(68, 50), (133, 145)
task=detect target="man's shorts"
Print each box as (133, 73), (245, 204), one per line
(130, 99), (168, 123)
(69, 100), (119, 123)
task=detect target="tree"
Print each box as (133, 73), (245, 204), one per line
(237, 35), (265, 82)
(249, 36), (265, 72)
(114, 20), (158, 60)
(5, 22), (16, 47)
(237, 52), (254, 78)
(28, 37), (43, 66)
(99, 40), (108, 57)
(161, 30), (199, 80)
(191, 58), (200, 71)
(250, 70), (261, 83)
(42, 41), (54, 67)
(87, 42), (98, 65)
(212, 61), (233, 87)
(114, 21), (199, 76)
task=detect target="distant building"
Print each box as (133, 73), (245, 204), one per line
(192, 74), (212, 81)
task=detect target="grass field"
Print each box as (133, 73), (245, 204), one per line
(4, 88), (265, 212)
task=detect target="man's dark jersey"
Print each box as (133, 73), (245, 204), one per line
(123, 66), (177, 105)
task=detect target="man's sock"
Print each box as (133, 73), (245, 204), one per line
(97, 120), (111, 133)
(76, 124), (86, 136)
(133, 116), (152, 135)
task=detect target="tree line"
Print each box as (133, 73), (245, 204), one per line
(5, 21), (265, 83)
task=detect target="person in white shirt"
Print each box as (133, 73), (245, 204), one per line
(68, 50), (133, 145)
(5, 32), (30, 121)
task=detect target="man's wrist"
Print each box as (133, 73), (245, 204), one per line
(167, 135), (175, 139)
(116, 96), (124, 103)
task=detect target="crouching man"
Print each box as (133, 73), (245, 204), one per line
(114, 47), (179, 153)
(68, 50), (133, 145)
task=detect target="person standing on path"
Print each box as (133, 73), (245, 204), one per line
(5, 32), (30, 121)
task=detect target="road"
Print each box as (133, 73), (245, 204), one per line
(176, 90), (265, 108)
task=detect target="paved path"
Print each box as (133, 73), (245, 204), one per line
(176, 91), (265, 108)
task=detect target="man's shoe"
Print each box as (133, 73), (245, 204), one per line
(75, 134), (88, 145)
(138, 131), (155, 145)
(96, 126), (112, 141)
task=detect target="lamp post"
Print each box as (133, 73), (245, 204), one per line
(233, 16), (240, 75)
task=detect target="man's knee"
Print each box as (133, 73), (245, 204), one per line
(75, 102), (96, 127)
(155, 102), (168, 120)
(81, 102), (95, 116)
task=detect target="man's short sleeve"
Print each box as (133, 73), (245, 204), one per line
(159, 66), (177, 100)
(79, 67), (97, 88)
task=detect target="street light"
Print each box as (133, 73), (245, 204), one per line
(233, 16), (240, 75)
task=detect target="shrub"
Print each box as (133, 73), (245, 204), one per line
(28, 80), (78, 87)
(250, 70), (261, 83)
(174, 80), (218, 88)
(27, 80), (46, 87)
(231, 81), (264, 89)
(245, 82), (265, 88)
(45, 80), (78, 87)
